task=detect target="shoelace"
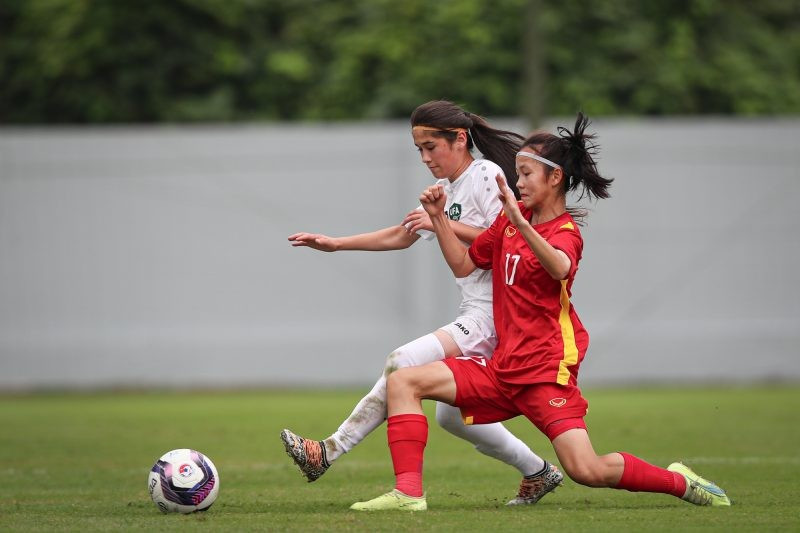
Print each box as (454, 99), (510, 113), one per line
(303, 439), (324, 467)
(517, 476), (546, 499)
(687, 481), (712, 505)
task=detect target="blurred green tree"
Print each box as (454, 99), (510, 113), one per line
(543, 0), (800, 116)
(0, 0), (797, 123)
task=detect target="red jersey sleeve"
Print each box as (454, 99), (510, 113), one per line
(468, 211), (504, 270)
(547, 220), (583, 278)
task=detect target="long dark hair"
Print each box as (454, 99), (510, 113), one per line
(523, 112), (613, 221)
(411, 100), (524, 199)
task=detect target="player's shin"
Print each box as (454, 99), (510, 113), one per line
(616, 452), (686, 497)
(387, 414), (428, 497)
(326, 376), (388, 460)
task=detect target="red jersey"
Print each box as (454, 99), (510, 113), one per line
(468, 208), (588, 386)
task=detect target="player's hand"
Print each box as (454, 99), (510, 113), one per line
(401, 208), (433, 234)
(495, 174), (525, 227)
(287, 232), (339, 252)
(419, 184), (446, 217)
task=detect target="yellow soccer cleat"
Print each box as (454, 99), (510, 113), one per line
(350, 489), (427, 511)
(668, 462), (731, 507)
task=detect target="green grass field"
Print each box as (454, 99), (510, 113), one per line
(1, 386), (799, 532)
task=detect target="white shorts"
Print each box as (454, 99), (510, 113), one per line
(438, 311), (497, 359)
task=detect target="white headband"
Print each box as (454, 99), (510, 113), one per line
(516, 151), (561, 169)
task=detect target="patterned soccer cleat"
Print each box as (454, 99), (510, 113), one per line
(667, 462), (731, 506)
(350, 489), (427, 512)
(280, 428), (330, 482)
(506, 462), (564, 505)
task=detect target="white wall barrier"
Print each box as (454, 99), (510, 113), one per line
(1, 119), (798, 388)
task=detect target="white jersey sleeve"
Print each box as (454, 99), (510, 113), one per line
(470, 160), (505, 227)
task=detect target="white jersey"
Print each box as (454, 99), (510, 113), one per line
(413, 159), (505, 317)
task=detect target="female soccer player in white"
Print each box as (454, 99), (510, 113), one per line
(281, 100), (562, 505)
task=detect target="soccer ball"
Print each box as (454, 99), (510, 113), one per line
(147, 448), (220, 514)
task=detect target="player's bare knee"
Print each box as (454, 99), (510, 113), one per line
(563, 463), (606, 488)
(386, 368), (416, 397)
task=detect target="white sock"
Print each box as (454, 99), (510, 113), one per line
(435, 402), (545, 476)
(324, 334), (445, 461)
(323, 375), (386, 461)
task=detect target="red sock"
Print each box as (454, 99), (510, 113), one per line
(387, 414), (428, 498)
(616, 452), (686, 498)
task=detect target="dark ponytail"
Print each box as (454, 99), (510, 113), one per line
(557, 113), (612, 201)
(411, 100), (524, 199)
(522, 112), (613, 221)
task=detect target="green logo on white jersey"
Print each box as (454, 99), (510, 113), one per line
(448, 203), (462, 221)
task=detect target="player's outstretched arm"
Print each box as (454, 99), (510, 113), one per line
(420, 185), (476, 278)
(401, 209), (484, 244)
(287, 232), (340, 252)
(288, 225), (419, 252)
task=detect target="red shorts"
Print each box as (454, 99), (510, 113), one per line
(442, 356), (588, 441)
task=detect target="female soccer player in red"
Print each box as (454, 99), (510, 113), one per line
(351, 113), (731, 511)
(281, 100), (560, 505)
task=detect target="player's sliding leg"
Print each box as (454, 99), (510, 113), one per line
(552, 428), (730, 506)
(281, 334), (444, 482)
(434, 402), (562, 504)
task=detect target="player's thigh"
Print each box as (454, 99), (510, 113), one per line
(433, 329), (461, 358)
(387, 333), (447, 370)
(551, 428), (597, 471)
(389, 361), (457, 404)
(441, 357), (519, 424)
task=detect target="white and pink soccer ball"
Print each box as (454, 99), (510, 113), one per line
(147, 449), (219, 513)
